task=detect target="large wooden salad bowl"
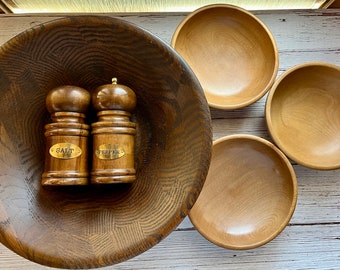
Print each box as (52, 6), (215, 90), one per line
(0, 16), (212, 268)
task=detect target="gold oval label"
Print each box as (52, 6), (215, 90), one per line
(96, 144), (125, 160)
(49, 143), (82, 159)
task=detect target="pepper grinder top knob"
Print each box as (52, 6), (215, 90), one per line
(92, 78), (136, 112)
(46, 85), (91, 114)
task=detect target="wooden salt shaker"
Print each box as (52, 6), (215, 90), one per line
(41, 85), (91, 186)
(91, 78), (137, 184)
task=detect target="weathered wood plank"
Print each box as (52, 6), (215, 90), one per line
(119, 224), (340, 270)
(0, 10), (339, 52)
(1, 224), (338, 269)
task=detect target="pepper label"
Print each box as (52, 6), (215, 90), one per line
(49, 143), (82, 159)
(96, 144), (125, 160)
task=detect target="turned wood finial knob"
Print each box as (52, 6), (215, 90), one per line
(92, 78), (136, 113)
(46, 85), (91, 114)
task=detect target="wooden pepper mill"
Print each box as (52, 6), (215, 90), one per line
(91, 78), (137, 184)
(41, 85), (91, 186)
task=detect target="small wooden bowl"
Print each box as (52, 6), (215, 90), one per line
(0, 16), (212, 268)
(189, 135), (297, 250)
(171, 4), (279, 110)
(266, 62), (340, 170)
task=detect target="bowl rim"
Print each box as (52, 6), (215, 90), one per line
(265, 61), (340, 170)
(189, 134), (298, 250)
(171, 4), (279, 110)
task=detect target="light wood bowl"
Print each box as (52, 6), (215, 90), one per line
(266, 62), (340, 170)
(0, 16), (212, 268)
(189, 135), (297, 250)
(171, 4), (279, 110)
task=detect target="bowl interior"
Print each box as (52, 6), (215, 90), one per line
(189, 135), (297, 250)
(266, 63), (340, 169)
(171, 4), (278, 109)
(0, 16), (211, 268)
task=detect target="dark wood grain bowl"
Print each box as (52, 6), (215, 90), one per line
(0, 16), (212, 269)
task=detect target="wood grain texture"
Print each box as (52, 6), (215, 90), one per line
(266, 62), (340, 170)
(1, 224), (339, 269)
(0, 15), (212, 268)
(171, 5), (279, 109)
(190, 135), (297, 250)
(42, 85), (91, 186)
(0, 9), (339, 270)
(91, 81), (137, 184)
(0, 0), (333, 13)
